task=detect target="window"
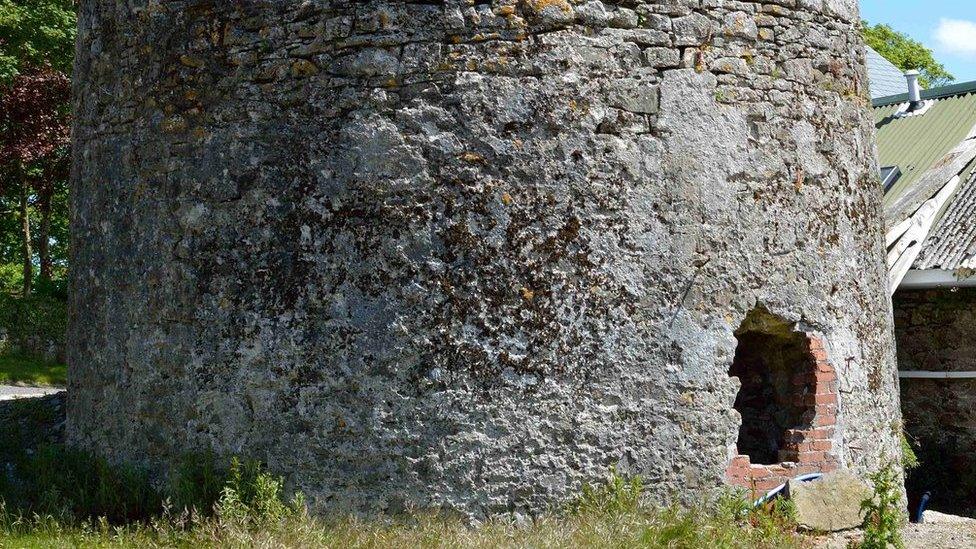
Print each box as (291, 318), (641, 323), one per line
(881, 166), (901, 194)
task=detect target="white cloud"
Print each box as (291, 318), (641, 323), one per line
(934, 18), (976, 55)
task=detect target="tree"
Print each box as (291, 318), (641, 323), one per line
(0, 0), (76, 82)
(0, 0), (75, 296)
(863, 21), (954, 89)
(0, 68), (70, 295)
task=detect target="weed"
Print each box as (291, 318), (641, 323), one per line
(0, 491), (810, 548)
(215, 457), (304, 526)
(858, 462), (904, 549)
(168, 451), (226, 515)
(715, 488), (752, 522)
(1, 444), (160, 524)
(0, 440), (807, 547)
(752, 497), (799, 540)
(900, 432), (919, 471)
(572, 469), (643, 516)
(0, 416), (301, 528)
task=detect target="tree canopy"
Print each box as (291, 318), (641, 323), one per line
(0, 68), (70, 170)
(863, 21), (955, 89)
(0, 0), (77, 82)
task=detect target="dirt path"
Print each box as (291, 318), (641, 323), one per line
(901, 521), (976, 548)
(0, 385), (64, 401)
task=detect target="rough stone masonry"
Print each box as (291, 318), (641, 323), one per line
(69, 0), (903, 516)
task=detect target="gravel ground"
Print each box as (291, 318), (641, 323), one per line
(817, 512), (976, 548)
(0, 385), (64, 401)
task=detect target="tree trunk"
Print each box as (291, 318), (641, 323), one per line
(19, 187), (32, 297)
(37, 186), (52, 285)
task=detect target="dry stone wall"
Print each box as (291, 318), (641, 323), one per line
(895, 289), (976, 515)
(70, 0), (901, 516)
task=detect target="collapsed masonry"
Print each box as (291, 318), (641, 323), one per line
(69, 0), (902, 516)
(726, 308), (841, 493)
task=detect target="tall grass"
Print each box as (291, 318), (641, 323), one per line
(1, 445), (161, 524)
(0, 397), (807, 548)
(0, 467), (808, 548)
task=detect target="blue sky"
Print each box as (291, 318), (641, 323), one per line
(861, 0), (976, 83)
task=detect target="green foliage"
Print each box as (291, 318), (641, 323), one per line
(0, 449), (304, 529)
(0, 444), (161, 524)
(572, 469), (644, 516)
(862, 22), (954, 89)
(168, 452), (227, 515)
(0, 409), (804, 548)
(0, 292), (66, 360)
(216, 457), (304, 525)
(0, 493), (809, 548)
(859, 463), (905, 549)
(900, 433), (919, 471)
(0, 398), (302, 529)
(567, 475), (803, 548)
(750, 497), (799, 542)
(0, 0), (77, 81)
(169, 453), (305, 523)
(0, 0), (74, 298)
(0, 352), (65, 385)
(0, 262), (23, 293)
(714, 488), (753, 522)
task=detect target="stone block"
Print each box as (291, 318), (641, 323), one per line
(70, 0), (902, 518)
(788, 471), (871, 532)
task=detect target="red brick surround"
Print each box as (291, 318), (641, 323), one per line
(726, 335), (839, 495)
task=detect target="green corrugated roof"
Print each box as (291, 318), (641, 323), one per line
(873, 79), (976, 107)
(874, 85), (976, 211)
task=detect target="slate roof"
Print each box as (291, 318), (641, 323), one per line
(866, 46), (909, 100)
(916, 171), (976, 270)
(875, 80), (976, 274)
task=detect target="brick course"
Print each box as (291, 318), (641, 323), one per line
(726, 335), (840, 496)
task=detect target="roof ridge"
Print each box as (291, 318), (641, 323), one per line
(873, 79), (976, 108)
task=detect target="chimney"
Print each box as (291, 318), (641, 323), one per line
(905, 70), (922, 106)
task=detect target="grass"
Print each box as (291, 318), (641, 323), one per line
(0, 466), (812, 549)
(0, 353), (67, 386)
(0, 498), (811, 549)
(0, 399), (811, 548)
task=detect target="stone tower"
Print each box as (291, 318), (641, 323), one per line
(70, 0), (902, 515)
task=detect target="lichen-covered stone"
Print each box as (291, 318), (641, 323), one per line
(789, 471), (871, 532)
(69, 0), (902, 517)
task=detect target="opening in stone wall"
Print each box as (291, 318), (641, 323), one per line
(729, 308), (816, 465)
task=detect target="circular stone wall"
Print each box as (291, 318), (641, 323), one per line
(70, 0), (902, 515)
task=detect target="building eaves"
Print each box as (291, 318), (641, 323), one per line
(875, 89), (976, 212)
(876, 82), (976, 290)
